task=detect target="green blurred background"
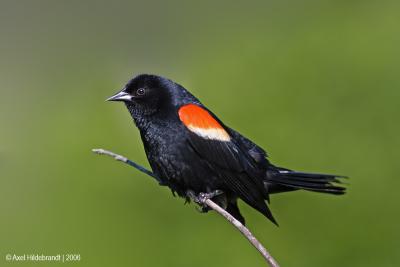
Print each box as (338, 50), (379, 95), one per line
(1, 0), (399, 266)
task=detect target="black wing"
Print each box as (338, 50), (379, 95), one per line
(178, 104), (277, 224)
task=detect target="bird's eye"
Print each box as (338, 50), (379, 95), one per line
(136, 88), (146, 96)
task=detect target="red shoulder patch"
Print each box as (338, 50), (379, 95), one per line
(178, 104), (231, 141)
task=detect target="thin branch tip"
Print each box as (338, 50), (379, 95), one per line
(92, 147), (279, 267)
(92, 148), (128, 162)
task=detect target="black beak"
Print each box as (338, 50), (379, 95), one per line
(106, 90), (132, 102)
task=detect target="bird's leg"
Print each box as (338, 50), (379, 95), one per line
(186, 190), (224, 213)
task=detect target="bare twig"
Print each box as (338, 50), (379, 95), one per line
(203, 198), (280, 267)
(92, 149), (161, 182)
(92, 148), (280, 267)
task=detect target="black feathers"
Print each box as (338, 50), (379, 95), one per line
(107, 74), (346, 226)
(266, 167), (346, 195)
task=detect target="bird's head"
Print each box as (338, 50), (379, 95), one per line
(107, 74), (199, 125)
(107, 74), (168, 116)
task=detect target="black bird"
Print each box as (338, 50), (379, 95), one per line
(107, 74), (345, 225)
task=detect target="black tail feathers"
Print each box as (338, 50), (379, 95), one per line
(266, 167), (346, 195)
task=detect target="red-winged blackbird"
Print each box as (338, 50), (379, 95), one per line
(107, 74), (345, 225)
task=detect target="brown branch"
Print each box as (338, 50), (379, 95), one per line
(92, 148), (280, 267)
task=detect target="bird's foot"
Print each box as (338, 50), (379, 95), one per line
(186, 190), (223, 213)
(197, 190), (224, 203)
(186, 190), (223, 210)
